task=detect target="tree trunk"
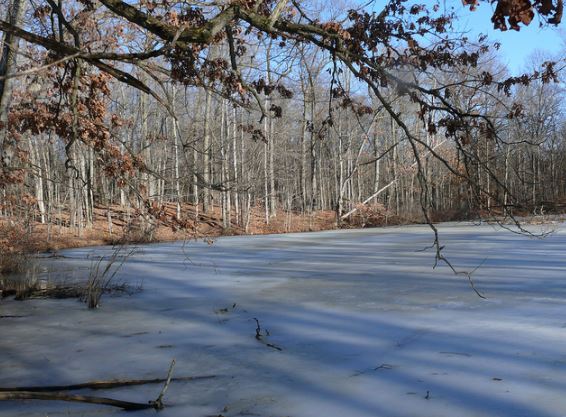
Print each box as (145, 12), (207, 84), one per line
(202, 89), (212, 213)
(0, 0), (25, 166)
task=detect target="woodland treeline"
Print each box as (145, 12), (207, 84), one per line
(0, 0), (564, 241)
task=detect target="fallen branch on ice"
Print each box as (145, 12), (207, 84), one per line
(0, 359), (187, 411)
(0, 374), (216, 392)
(0, 391), (158, 411)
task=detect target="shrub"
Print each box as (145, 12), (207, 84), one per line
(82, 246), (134, 309)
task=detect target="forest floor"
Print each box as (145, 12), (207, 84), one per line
(1, 202), (412, 255)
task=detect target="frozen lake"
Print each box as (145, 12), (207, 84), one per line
(1, 222), (566, 417)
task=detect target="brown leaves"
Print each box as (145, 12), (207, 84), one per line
(481, 71), (493, 86)
(462, 0), (480, 12)
(467, 0), (563, 31)
(32, 5), (51, 20)
(535, 0), (563, 23)
(497, 61), (558, 96)
(541, 61), (558, 83)
(493, 0), (534, 30)
(407, 38), (418, 50)
(321, 21), (352, 41)
(5, 61), (140, 183)
(102, 144), (134, 178)
(241, 124), (267, 143)
(507, 102), (524, 119)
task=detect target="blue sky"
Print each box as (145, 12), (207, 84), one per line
(454, 1), (565, 74)
(359, 0), (565, 75)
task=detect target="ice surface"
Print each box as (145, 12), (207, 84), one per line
(1, 222), (566, 417)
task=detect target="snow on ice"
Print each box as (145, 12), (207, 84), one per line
(1, 222), (566, 417)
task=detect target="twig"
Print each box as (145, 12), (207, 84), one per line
(265, 343), (283, 351)
(0, 52), (80, 81)
(253, 318), (262, 340)
(253, 318), (283, 351)
(152, 359), (175, 410)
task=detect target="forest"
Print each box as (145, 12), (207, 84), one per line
(2, 1), (566, 416)
(0, 0), (564, 250)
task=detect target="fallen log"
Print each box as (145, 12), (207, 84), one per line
(0, 391), (158, 410)
(0, 359), (182, 411)
(1, 286), (83, 300)
(0, 375), (216, 392)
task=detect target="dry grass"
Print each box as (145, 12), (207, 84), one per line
(0, 223), (36, 278)
(82, 246), (135, 309)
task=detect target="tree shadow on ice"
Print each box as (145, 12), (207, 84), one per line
(2, 227), (566, 416)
